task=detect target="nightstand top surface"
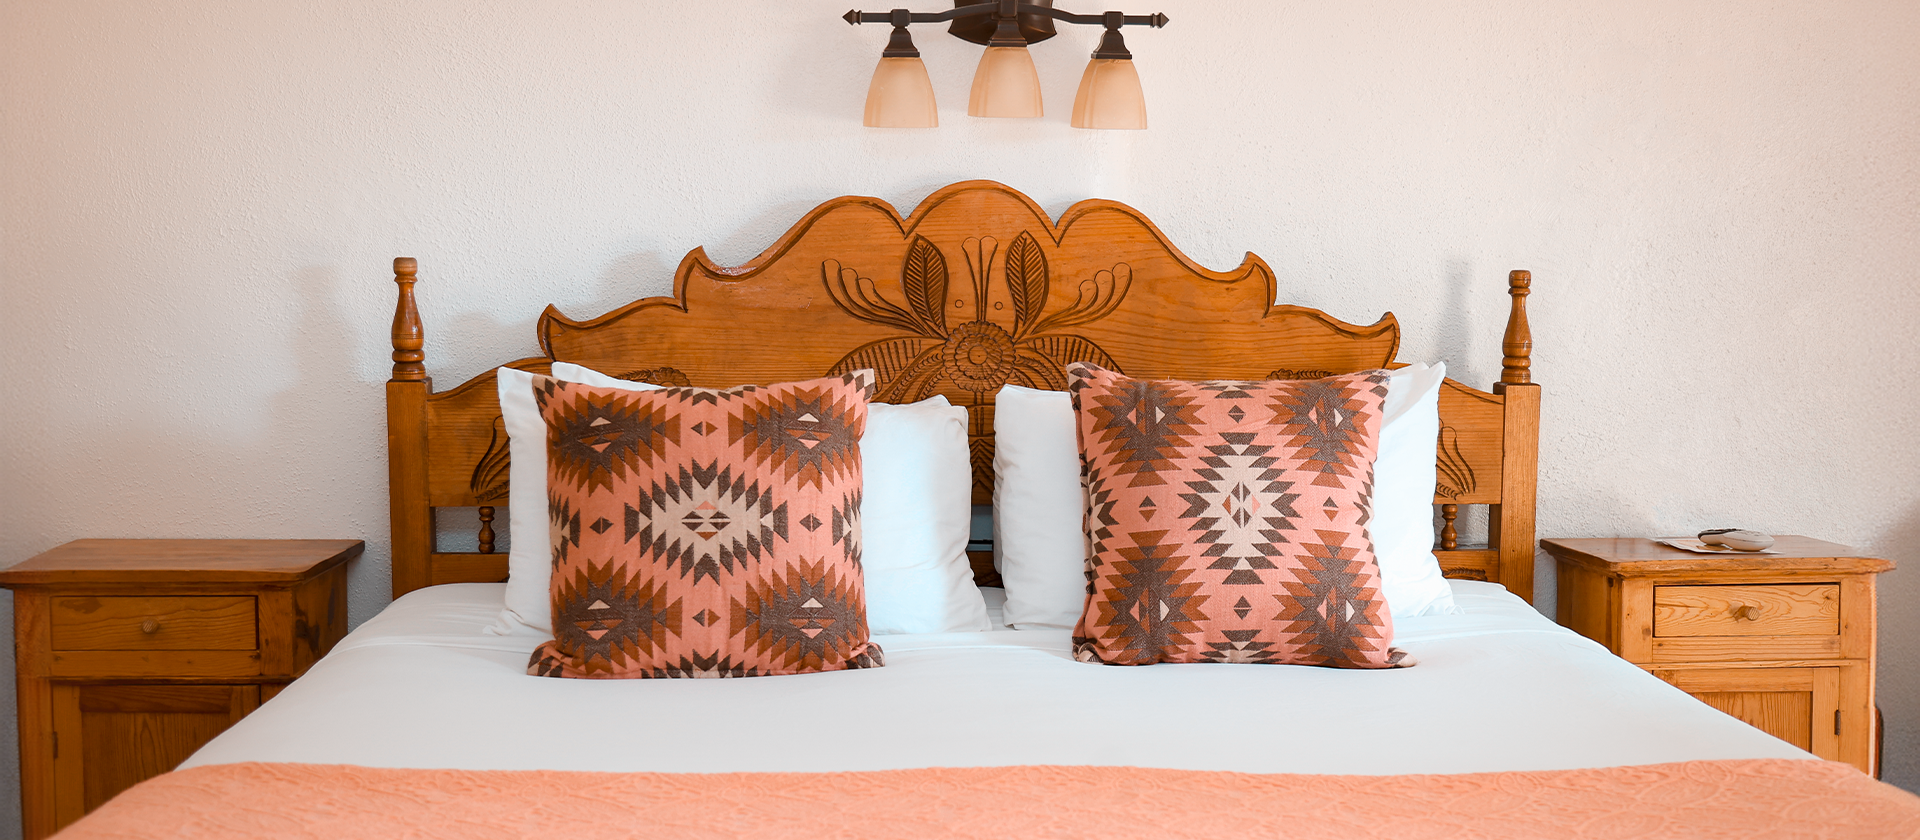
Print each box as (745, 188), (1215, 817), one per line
(0, 539), (363, 586)
(1541, 535), (1893, 576)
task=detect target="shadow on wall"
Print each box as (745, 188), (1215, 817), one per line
(1435, 257), (1488, 387)
(279, 265), (388, 609)
(1871, 504), (1920, 793)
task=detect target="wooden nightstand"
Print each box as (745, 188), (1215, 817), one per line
(0, 539), (359, 839)
(1541, 536), (1891, 774)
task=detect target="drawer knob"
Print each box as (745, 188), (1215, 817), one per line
(140, 618), (160, 635)
(1731, 604), (1760, 621)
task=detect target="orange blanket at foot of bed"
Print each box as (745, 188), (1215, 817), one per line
(58, 759), (1920, 839)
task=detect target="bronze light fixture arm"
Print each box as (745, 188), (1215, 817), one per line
(843, 4), (1169, 34)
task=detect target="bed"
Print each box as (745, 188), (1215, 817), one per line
(58, 182), (1920, 837)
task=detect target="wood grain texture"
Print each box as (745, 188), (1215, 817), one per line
(389, 182), (1542, 602)
(14, 591), (57, 840)
(1490, 383), (1540, 603)
(1617, 578), (1656, 663)
(1556, 562), (1616, 649)
(0, 540), (353, 837)
(50, 596), (256, 652)
(388, 379), (434, 599)
(1649, 635), (1842, 663)
(0, 540), (361, 586)
(1839, 662), (1872, 771)
(48, 684), (82, 831)
(429, 553), (509, 586)
(1433, 548), (1496, 581)
(73, 684), (256, 813)
(292, 564), (348, 674)
(1434, 380), (1504, 505)
(1651, 666), (1843, 759)
(1499, 270), (1532, 385)
(420, 359), (548, 509)
(1544, 537), (1888, 773)
(1543, 536), (1893, 575)
(966, 550), (1003, 588)
(390, 257), (425, 381)
(49, 651), (262, 679)
(1654, 584), (1838, 638)
(257, 590), (296, 676)
(1838, 576), (1877, 661)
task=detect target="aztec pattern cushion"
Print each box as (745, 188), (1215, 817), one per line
(1067, 363), (1412, 669)
(526, 371), (885, 678)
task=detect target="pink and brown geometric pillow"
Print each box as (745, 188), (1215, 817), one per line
(526, 371), (885, 679)
(1066, 363), (1413, 669)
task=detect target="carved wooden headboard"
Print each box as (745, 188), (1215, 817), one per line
(386, 181), (1539, 602)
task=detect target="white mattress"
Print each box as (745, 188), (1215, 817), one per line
(183, 581), (1807, 775)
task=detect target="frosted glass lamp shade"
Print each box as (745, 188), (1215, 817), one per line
(1070, 58), (1146, 129)
(864, 56), (938, 127)
(967, 46), (1044, 118)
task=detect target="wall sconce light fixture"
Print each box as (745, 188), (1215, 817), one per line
(845, 1), (1169, 129)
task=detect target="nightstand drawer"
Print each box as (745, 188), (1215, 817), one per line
(50, 596), (257, 651)
(1653, 584), (1838, 638)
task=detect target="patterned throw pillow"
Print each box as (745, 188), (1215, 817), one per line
(526, 371), (885, 678)
(1067, 363), (1413, 669)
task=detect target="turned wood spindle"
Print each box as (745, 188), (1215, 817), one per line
(1500, 269), (1532, 387)
(478, 506), (496, 554)
(1440, 504), (1459, 550)
(391, 257), (426, 382)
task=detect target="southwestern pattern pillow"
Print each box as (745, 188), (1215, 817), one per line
(1067, 363), (1412, 669)
(526, 371), (885, 679)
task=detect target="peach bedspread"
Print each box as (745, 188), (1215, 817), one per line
(61, 759), (1920, 839)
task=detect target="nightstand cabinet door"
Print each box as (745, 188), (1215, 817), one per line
(48, 684), (258, 823)
(1649, 667), (1842, 758)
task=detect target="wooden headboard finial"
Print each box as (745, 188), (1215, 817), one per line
(391, 257), (426, 382)
(1500, 269), (1532, 386)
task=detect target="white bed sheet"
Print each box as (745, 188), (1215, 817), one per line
(183, 580), (1807, 775)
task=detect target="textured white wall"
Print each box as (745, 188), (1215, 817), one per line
(3, 0), (1917, 834)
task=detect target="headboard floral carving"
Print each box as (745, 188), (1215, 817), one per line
(824, 232), (1127, 399)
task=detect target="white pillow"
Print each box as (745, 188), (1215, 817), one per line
(991, 385), (1090, 630)
(493, 364), (988, 636)
(857, 397), (991, 635)
(991, 364), (1456, 630)
(494, 362), (661, 634)
(1370, 362), (1458, 618)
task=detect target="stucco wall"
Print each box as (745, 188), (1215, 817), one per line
(3, 1), (1916, 835)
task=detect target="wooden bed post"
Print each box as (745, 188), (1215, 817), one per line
(1489, 270), (1539, 603)
(388, 258), (434, 598)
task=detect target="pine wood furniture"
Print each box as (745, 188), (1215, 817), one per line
(0, 539), (358, 839)
(1542, 536), (1892, 774)
(386, 180), (1542, 604)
